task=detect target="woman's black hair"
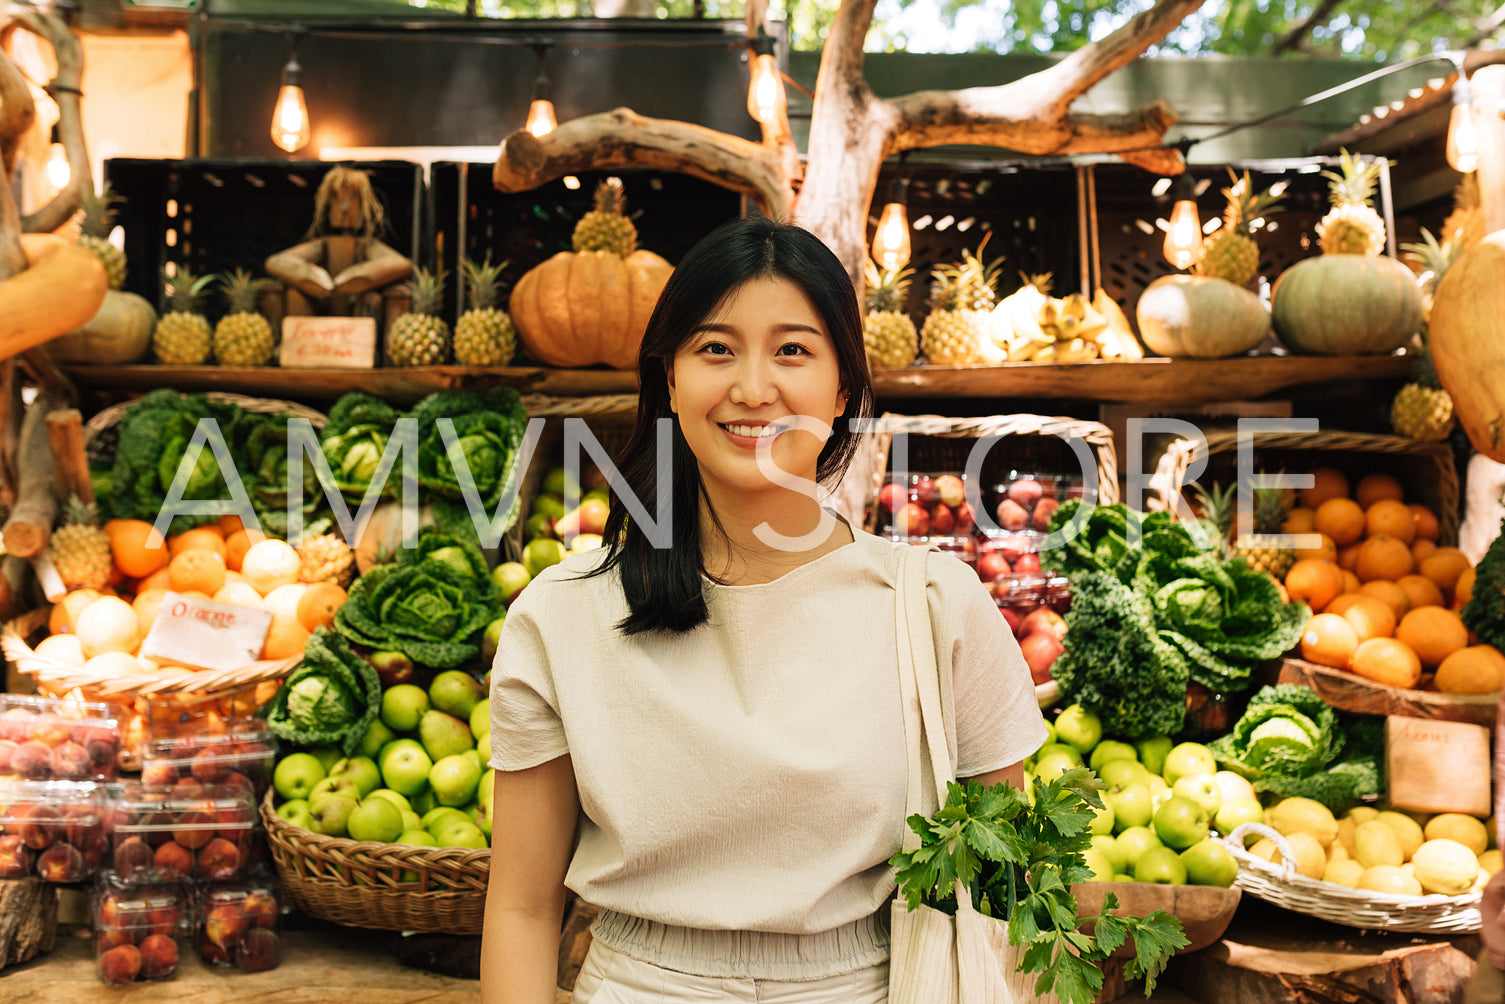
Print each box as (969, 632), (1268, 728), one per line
(586, 215), (875, 634)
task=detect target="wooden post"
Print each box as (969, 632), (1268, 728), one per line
(0, 878), (57, 969)
(0, 389), (67, 559)
(45, 409), (91, 505)
(1471, 64), (1505, 236)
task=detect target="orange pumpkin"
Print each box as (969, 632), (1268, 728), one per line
(508, 249), (673, 369)
(1428, 232), (1505, 462)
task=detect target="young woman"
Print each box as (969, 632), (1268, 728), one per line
(481, 216), (1047, 1004)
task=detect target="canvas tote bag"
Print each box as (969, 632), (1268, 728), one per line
(887, 545), (1059, 1004)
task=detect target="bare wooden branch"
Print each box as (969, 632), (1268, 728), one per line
(2, 387), (66, 559)
(1033, 0), (1210, 117)
(493, 111), (795, 219)
(0, 40), (29, 277)
(45, 408), (88, 505)
(8, 7), (88, 234)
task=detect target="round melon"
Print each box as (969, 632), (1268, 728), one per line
(1135, 275), (1270, 359)
(1271, 255), (1423, 355)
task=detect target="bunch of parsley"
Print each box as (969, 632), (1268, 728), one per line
(891, 769), (1187, 1003)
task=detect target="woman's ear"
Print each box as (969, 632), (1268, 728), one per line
(665, 358), (678, 414)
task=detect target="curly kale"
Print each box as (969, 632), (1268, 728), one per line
(1462, 516), (1505, 652)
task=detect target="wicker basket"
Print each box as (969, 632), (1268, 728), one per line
(1222, 822), (1482, 934)
(260, 789), (490, 933)
(1148, 428), (1461, 545)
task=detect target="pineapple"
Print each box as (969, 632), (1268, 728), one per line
(152, 267), (216, 365)
(1442, 173), (1483, 253)
(78, 187), (126, 291)
(1316, 150), (1387, 257)
(572, 178), (637, 257)
(1401, 227), (1461, 323)
(213, 269), (274, 366)
(1194, 169), (1284, 288)
(862, 259), (917, 370)
(920, 241), (1004, 366)
(1391, 351), (1456, 443)
(453, 257), (517, 366)
(1192, 478), (1294, 580)
(387, 267), (450, 367)
(296, 533), (355, 588)
(51, 496), (112, 591)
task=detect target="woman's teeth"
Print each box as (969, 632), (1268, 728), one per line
(724, 423), (780, 438)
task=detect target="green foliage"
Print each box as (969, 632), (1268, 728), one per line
(1462, 518), (1505, 652)
(262, 629), (382, 755)
(892, 769), (1187, 1004)
(1207, 684), (1383, 811)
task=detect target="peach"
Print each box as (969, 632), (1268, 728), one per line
(147, 902), (183, 939)
(113, 837), (154, 879)
(137, 933), (179, 979)
(204, 904), (247, 951)
(152, 840), (194, 879)
(13, 740), (54, 780)
(241, 891), (277, 929)
(135, 809), (175, 848)
(196, 838), (242, 881)
(0, 834), (33, 877)
(140, 761), (179, 787)
(49, 741), (92, 780)
(65, 805), (104, 854)
(29, 717), (69, 748)
(0, 738), (18, 773)
(13, 804), (59, 850)
(235, 927), (279, 972)
(172, 810), (215, 849)
(37, 842), (86, 882)
(98, 943), (142, 986)
(97, 928), (135, 951)
(191, 743), (234, 783)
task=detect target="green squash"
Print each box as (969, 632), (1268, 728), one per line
(1270, 255), (1422, 355)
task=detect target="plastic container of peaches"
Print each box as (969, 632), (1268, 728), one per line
(93, 876), (192, 986)
(197, 879), (283, 971)
(0, 694), (121, 781)
(109, 781), (257, 884)
(139, 720), (277, 799)
(0, 778), (107, 882)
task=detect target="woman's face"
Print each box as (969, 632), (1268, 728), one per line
(666, 276), (848, 500)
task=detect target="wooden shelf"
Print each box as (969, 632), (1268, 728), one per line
(61, 354), (1411, 407)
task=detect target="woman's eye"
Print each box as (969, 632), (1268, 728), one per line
(778, 343), (810, 356)
(698, 342), (730, 356)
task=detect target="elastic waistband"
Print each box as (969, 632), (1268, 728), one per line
(589, 907), (892, 981)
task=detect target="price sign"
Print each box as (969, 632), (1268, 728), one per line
(139, 592), (273, 672)
(279, 316), (377, 369)
(1385, 715), (1492, 816)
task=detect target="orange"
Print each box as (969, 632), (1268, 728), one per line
(1286, 559), (1344, 613)
(1409, 505), (1441, 542)
(1396, 574), (1445, 611)
(1327, 593), (1362, 616)
(1283, 507), (1317, 534)
(1354, 536), (1414, 583)
(1336, 542), (1363, 571)
(1301, 468), (1350, 510)
(1395, 605), (1469, 668)
(167, 549), (226, 597)
(1434, 646), (1505, 695)
(49, 589), (101, 635)
(1351, 637), (1423, 689)
(1301, 613), (1359, 668)
(1356, 473), (1405, 509)
(1314, 498), (1366, 546)
(1364, 499), (1416, 544)
(1340, 569), (1362, 595)
(1339, 595), (1397, 643)
(1419, 549), (1471, 595)
(1412, 538), (1438, 565)
(1454, 566), (1477, 610)
(296, 583), (348, 633)
(138, 567), (173, 593)
(261, 614), (311, 661)
(109, 520), (169, 579)
(217, 514), (247, 537)
(1297, 533), (1338, 563)
(131, 589), (168, 636)
(223, 528), (267, 573)
(168, 526), (226, 558)
(1359, 580), (1412, 621)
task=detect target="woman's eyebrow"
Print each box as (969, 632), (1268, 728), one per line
(691, 322), (823, 335)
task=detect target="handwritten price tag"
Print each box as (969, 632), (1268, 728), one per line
(1385, 715), (1491, 816)
(279, 316), (377, 369)
(139, 592), (273, 671)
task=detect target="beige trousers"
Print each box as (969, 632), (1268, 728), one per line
(572, 940), (890, 1004)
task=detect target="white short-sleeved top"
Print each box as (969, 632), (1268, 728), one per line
(488, 522), (1048, 935)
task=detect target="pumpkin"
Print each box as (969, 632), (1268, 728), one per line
(1428, 232), (1505, 462)
(46, 289), (157, 364)
(1134, 275), (1270, 359)
(509, 249), (673, 369)
(1270, 255), (1422, 355)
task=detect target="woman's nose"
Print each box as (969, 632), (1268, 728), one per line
(729, 356), (778, 406)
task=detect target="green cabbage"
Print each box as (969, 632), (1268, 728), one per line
(262, 629), (381, 755)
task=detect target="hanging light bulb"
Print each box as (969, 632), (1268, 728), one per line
(526, 45), (557, 137)
(746, 24), (786, 126)
(270, 34), (311, 154)
(871, 174), (912, 272)
(1163, 170), (1204, 270)
(46, 124), (69, 190)
(1446, 76), (1479, 173)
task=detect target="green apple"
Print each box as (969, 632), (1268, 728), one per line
(398, 828), (438, 848)
(363, 788), (411, 814)
(381, 684), (430, 732)
(380, 739), (433, 797)
(491, 561), (532, 603)
(1180, 838), (1238, 887)
(275, 798), (313, 829)
(358, 719), (396, 760)
(1104, 783), (1153, 831)
(1088, 740), (1138, 772)
(1147, 775), (1170, 795)
(474, 801), (493, 839)
(429, 670), (484, 720)
(532, 493), (566, 521)
(1134, 845), (1187, 885)
(1171, 772), (1222, 818)
(1053, 705), (1103, 755)
(481, 616), (506, 663)
(347, 796), (404, 843)
(542, 467), (579, 499)
(522, 537), (568, 578)
(273, 753), (326, 801)
(1151, 786), (1174, 814)
(1115, 826), (1162, 869)
(1214, 798), (1265, 836)
(400, 810), (423, 833)
(307, 746), (343, 772)
(478, 769), (496, 808)
(1033, 750), (1082, 783)
(1135, 736), (1174, 777)
(1213, 770), (1258, 806)
(469, 700), (491, 740)
(411, 787), (437, 815)
(1162, 742), (1216, 786)
(1153, 796), (1211, 850)
(418, 709), (474, 762)
(430, 753), (482, 807)
(1089, 800), (1115, 836)
(308, 792), (359, 838)
(1041, 719), (1057, 747)
(475, 730), (491, 763)
(1098, 759), (1147, 791)
(1083, 849), (1116, 882)
(328, 756), (382, 798)
(308, 775), (361, 805)
(437, 819), (488, 849)
(1091, 834), (1127, 874)
(523, 513), (552, 542)
(422, 806), (471, 836)
(463, 748), (484, 770)
(1113, 873), (1136, 883)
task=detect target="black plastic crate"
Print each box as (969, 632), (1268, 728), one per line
(103, 158), (426, 316)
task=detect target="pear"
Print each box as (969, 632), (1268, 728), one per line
(418, 709), (475, 762)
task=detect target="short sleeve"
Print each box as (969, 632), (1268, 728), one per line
(927, 551), (1050, 778)
(488, 595), (569, 771)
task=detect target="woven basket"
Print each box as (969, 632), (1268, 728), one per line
(1148, 428), (1461, 545)
(1222, 822), (1482, 934)
(260, 788), (490, 933)
(851, 413), (1121, 536)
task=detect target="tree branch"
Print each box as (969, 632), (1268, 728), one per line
(7, 7), (88, 234)
(492, 109), (794, 219)
(0, 39), (30, 277)
(1033, 0), (1210, 117)
(1272, 0), (1345, 56)
(1464, 1), (1505, 48)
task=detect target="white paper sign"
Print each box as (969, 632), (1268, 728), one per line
(139, 592), (274, 671)
(279, 316), (378, 369)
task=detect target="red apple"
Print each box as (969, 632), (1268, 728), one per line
(1018, 607), (1068, 643)
(996, 499), (1028, 531)
(894, 502), (930, 538)
(976, 551), (1012, 582)
(1019, 632), (1065, 685)
(928, 503), (956, 536)
(877, 482), (908, 514)
(1033, 497), (1061, 531)
(1008, 478), (1044, 506)
(934, 475), (966, 508)
(1013, 553), (1042, 574)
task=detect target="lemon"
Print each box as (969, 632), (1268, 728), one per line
(1354, 820), (1405, 869)
(1285, 832), (1328, 879)
(1250, 838), (1282, 864)
(1323, 859), (1365, 888)
(1411, 839), (1479, 895)
(1336, 817), (1359, 856)
(1480, 849), (1503, 876)
(1423, 814), (1489, 856)
(1328, 842), (1350, 863)
(1267, 797), (1339, 848)
(1345, 806), (1380, 825)
(1375, 811), (1425, 860)
(1359, 865), (1423, 896)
